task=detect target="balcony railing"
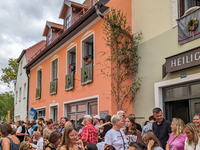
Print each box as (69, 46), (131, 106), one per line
(81, 63), (93, 86)
(50, 80), (58, 95)
(36, 87), (41, 100)
(65, 72), (74, 91)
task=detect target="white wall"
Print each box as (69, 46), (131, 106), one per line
(14, 53), (28, 121)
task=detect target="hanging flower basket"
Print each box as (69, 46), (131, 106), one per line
(187, 18), (198, 31)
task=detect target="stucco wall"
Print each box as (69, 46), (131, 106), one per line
(29, 0), (133, 120)
(133, 25), (200, 126)
(14, 54), (28, 121)
(132, 0), (173, 43)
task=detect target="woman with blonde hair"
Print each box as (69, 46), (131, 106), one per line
(142, 131), (163, 150)
(193, 114), (200, 130)
(166, 118), (186, 150)
(104, 114), (128, 150)
(60, 125), (84, 150)
(64, 121), (72, 127)
(33, 121), (45, 138)
(19, 141), (34, 150)
(184, 123), (200, 150)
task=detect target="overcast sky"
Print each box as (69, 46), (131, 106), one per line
(0, 0), (84, 93)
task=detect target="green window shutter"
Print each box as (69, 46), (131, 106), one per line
(50, 80), (57, 95)
(65, 72), (74, 91)
(70, 71), (74, 90)
(87, 63), (93, 84)
(50, 82), (53, 95)
(65, 74), (69, 90)
(81, 67), (85, 86)
(36, 87), (41, 100)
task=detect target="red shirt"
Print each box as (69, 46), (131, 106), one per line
(81, 122), (98, 144)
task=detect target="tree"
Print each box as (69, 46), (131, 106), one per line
(0, 91), (14, 121)
(0, 58), (18, 87)
(101, 9), (142, 111)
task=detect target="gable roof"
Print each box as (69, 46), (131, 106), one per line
(26, 40), (46, 63)
(43, 21), (63, 37)
(17, 50), (26, 63)
(59, 0), (86, 19)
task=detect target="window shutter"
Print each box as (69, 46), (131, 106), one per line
(50, 80), (57, 95)
(70, 71), (74, 90)
(88, 63), (93, 83)
(65, 74), (69, 90)
(50, 81), (53, 95)
(65, 72), (74, 91)
(81, 67), (85, 86)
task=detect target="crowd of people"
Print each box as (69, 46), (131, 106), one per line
(0, 107), (200, 150)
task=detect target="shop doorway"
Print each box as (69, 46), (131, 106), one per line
(165, 100), (189, 123)
(163, 81), (200, 123)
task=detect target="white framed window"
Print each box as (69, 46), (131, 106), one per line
(66, 16), (71, 29)
(51, 58), (58, 81)
(37, 69), (42, 88)
(15, 91), (18, 104)
(19, 88), (22, 102)
(67, 46), (76, 74)
(65, 99), (98, 127)
(23, 83), (26, 99)
(34, 108), (46, 120)
(178, 0), (200, 17)
(81, 34), (94, 67)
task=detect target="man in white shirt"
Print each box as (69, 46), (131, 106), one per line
(35, 131), (43, 150)
(16, 122), (32, 143)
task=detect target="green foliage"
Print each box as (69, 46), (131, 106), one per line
(0, 91), (14, 121)
(0, 58), (18, 87)
(101, 8), (142, 111)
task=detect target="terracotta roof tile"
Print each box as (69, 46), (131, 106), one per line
(48, 21), (63, 30)
(69, 1), (86, 8)
(26, 40), (46, 63)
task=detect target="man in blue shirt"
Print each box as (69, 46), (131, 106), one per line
(141, 115), (155, 136)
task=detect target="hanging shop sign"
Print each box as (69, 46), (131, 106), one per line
(163, 46), (200, 78)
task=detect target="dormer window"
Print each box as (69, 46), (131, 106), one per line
(43, 21), (63, 46)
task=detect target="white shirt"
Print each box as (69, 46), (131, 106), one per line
(16, 126), (27, 141)
(105, 129), (128, 150)
(184, 138), (200, 150)
(36, 137), (44, 150)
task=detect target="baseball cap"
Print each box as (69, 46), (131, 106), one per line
(93, 115), (100, 120)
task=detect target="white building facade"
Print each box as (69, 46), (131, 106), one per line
(14, 50), (28, 121)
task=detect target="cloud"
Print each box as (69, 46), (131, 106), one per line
(0, 0), (84, 93)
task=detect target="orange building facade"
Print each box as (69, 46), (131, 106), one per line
(25, 0), (133, 125)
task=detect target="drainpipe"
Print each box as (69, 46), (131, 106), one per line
(95, 3), (104, 18)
